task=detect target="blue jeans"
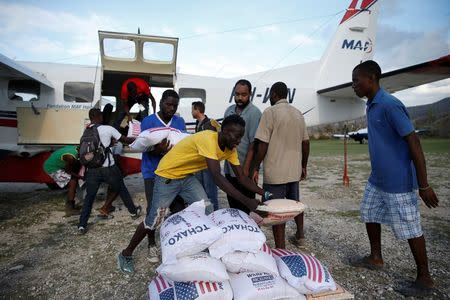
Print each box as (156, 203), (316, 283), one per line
(78, 165), (137, 228)
(144, 175), (212, 230)
(195, 169), (218, 210)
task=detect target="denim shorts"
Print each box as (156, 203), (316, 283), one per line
(361, 182), (422, 240)
(144, 175), (212, 230)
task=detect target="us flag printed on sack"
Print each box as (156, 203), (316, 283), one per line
(174, 281), (232, 300)
(148, 275), (174, 300)
(272, 248), (336, 294)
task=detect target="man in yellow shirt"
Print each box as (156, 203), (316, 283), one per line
(118, 114), (270, 273)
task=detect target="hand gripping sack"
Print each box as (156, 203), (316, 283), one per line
(272, 248), (336, 295)
(160, 200), (222, 264)
(208, 208), (266, 259)
(79, 124), (108, 168)
(229, 272), (302, 300)
(250, 199), (307, 226)
(156, 251), (229, 282)
(221, 243), (279, 275)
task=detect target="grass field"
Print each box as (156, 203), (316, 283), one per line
(310, 138), (450, 157)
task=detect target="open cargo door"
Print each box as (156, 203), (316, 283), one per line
(98, 31), (178, 97)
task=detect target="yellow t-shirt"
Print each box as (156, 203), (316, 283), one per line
(155, 130), (240, 179)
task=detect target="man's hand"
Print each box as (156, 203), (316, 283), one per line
(152, 138), (172, 155)
(252, 170), (259, 184)
(419, 187), (439, 208)
(126, 114), (133, 123)
(300, 167), (307, 181)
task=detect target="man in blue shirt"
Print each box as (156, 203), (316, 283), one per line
(132, 89), (186, 263)
(350, 60), (439, 297)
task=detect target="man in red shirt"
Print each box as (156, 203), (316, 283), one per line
(115, 78), (156, 127)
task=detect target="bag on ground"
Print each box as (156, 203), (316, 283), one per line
(160, 200), (222, 264)
(250, 199), (307, 226)
(272, 248), (336, 294)
(208, 208), (266, 259)
(148, 274), (175, 300)
(229, 272), (303, 300)
(221, 243), (279, 275)
(148, 275), (233, 300)
(157, 251), (229, 282)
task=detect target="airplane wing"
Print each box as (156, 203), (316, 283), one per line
(317, 54), (450, 98)
(0, 53), (53, 88)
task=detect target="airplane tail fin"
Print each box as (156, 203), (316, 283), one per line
(317, 0), (379, 90)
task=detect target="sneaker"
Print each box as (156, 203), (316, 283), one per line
(130, 205), (142, 220)
(117, 253), (134, 273)
(147, 246), (160, 263)
(78, 226), (87, 235)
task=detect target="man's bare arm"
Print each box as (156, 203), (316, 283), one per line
(404, 132), (438, 208)
(206, 158), (260, 211)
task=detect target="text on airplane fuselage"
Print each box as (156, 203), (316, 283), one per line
(228, 87), (296, 103)
(341, 38), (373, 53)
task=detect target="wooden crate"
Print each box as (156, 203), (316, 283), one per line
(306, 284), (354, 300)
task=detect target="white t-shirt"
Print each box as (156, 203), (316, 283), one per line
(96, 125), (122, 167)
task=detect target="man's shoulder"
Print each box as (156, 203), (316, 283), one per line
(224, 105), (236, 115)
(247, 103), (262, 115)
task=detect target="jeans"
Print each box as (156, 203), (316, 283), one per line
(78, 165), (137, 228)
(195, 169), (218, 210)
(143, 175), (212, 230)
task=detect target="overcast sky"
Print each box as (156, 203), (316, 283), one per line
(0, 0), (448, 106)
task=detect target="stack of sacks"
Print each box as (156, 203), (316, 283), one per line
(208, 208), (266, 258)
(229, 272), (304, 300)
(272, 248), (337, 295)
(221, 243), (279, 275)
(127, 120), (141, 138)
(148, 274), (233, 300)
(210, 208), (304, 299)
(148, 201), (233, 300)
(129, 126), (189, 152)
(250, 199), (307, 226)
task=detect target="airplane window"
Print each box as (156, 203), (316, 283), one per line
(103, 38), (135, 59)
(100, 96), (116, 112)
(8, 80), (40, 101)
(143, 42), (174, 62)
(64, 82), (94, 103)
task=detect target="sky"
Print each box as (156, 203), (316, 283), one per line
(0, 0), (449, 106)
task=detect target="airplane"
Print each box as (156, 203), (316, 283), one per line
(333, 128), (368, 144)
(0, 0), (449, 186)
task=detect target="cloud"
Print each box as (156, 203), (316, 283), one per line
(393, 78), (450, 106)
(0, 3), (116, 63)
(288, 34), (316, 46)
(374, 24), (449, 71)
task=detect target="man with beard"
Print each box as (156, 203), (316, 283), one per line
(224, 79), (262, 214)
(118, 115), (270, 273)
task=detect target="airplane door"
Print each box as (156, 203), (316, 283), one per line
(98, 31), (178, 98)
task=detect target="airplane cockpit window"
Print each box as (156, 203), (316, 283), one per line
(64, 82), (94, 102)
(103, 38), (135, 59)
(100, 96), (116, 112)
(178, 88), (206, 121)
(143, 42), (174, 62)
(8, 80), (40, 101)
